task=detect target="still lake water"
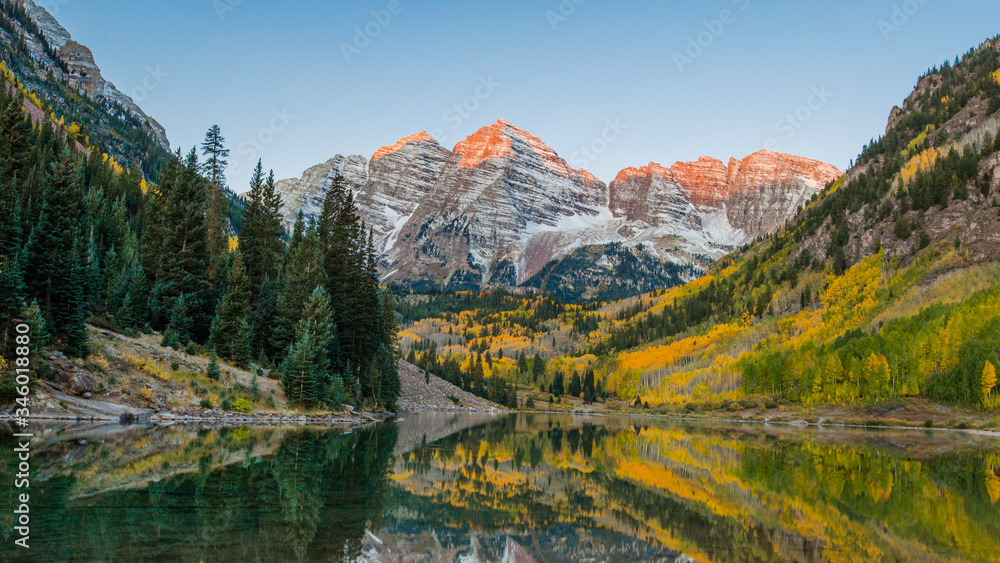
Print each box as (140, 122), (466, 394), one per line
(1, 413), (999, 562)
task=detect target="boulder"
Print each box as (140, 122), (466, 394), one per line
(69, 372), (98, 396)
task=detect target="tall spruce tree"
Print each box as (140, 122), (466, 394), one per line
(371, 290), (400, 408)
(209, 248), (251, 360)
(147, 150), (212, 340)
(240, 161), (286, 296)
(23, 145), (88, 357)
(200, 125), (230, 277)
(275, 224), (326, 357)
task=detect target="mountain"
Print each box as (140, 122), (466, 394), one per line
(552, 35), (1000, 409)
(276, 120), (840, 300)
(395, 35), (1000, 415)
(0, 0), (171, 177)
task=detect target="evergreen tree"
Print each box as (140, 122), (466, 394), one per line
(147, 150), (212, 340)
(240, 162), (286, 296)
(206, 348), (221, 380)
(275, 224), (326, 357)
(531, 353), (546, 381)
(233, 318), (253, 369)
(201, 125), (230, 277)
(583, 369), (596, 401)
(209, 249), (251, 360)
(371, 291), (400, 409)
(551, 371), (564, 397)
(0, 253), (25, 354)
(23, 146), (88, 357)
(472, 353), (485, 397)
(281, 329), (320, 408)
(163, 293), (192, 347)
(568, 372), (582, 398)
(281, 287), (341, 407)
(516, 351), (528, 375)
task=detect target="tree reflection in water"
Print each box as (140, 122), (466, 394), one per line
(1, 415), (999, 562)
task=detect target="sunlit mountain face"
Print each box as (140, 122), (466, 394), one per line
(3, 415), (999, 562)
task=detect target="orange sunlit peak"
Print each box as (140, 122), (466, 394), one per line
(372, 131), (437, 162)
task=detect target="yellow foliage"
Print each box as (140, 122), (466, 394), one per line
(821, 251), (885, 333)
(138, 387), (155, 401)
(124, 355), (168, 380)
(984, 363), (998, 408)
(231, 398), (252, 413)
(987, 470), (1000, 504)
(228, 236), (239, 251)
(898, 146), (942, 186)
(88, 354), (110, 374)
(993, 69), (1000, 86)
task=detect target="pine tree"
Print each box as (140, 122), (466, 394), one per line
(583, 369), (596, 401)
(532, 353), (546, 381)
(201, 125), (230, 277)
(207, 348), (221, 380)
(472, 353), (486, 397)
(371, 291), (400, 408)
(281, 329), (319, 408)
(0, 253), (25, 354)
(163, 293), (193, 347)
(240, 162), (286, 296)
(552, 371), (564, 397)
(147, 150), (211, 339)
(209, 249), (251, 359)
(23, 146), (88, 357)
(568, 372), (582, 398)
(233, 318), (253, 369)
(275, 224), (326, 356)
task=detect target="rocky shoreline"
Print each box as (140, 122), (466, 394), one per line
(0, 408), (385, 428)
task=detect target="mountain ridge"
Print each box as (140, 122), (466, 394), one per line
(276, 121), (841, 299)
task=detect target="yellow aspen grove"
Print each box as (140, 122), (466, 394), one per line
(983, 362), (997, 404)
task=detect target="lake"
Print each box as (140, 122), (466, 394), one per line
(1, 414), (999, 562)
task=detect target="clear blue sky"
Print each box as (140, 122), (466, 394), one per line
(48, 0), (1000, 191)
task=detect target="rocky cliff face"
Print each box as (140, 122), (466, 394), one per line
(609, 151), (842, 249)
(11, 0), (170, 151)
(276, 121), (841, 298)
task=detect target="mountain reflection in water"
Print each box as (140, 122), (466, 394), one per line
(1, 414), (999, 562)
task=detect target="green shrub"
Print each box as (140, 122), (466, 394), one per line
(924, 419), (934, 428)
(170, 360), (180, 371)
(200, 398), (213, 410)
(764, 399), (779, 409)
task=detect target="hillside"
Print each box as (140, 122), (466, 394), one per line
(0, 0), (171, 178)
(584, 36), (1000, 409)
(400, 35), (1000, 416)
